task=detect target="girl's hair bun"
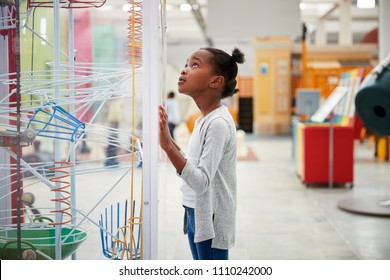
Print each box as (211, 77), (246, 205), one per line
(232, 48), (245, 64)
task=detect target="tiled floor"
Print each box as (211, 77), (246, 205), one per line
(16, 133), (390, 260)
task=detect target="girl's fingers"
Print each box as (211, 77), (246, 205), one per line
(159, 110), (168, 124)
(159, 105), (168, 118)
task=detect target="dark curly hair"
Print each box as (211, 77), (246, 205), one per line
(201, 47), (245, 98)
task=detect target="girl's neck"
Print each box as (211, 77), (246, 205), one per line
(190, 89), (222, 116)
(199, 101), (222, 117)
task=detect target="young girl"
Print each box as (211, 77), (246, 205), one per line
(159, 47), (245, 260)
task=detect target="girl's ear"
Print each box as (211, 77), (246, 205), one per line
(209, 76), (224, 89)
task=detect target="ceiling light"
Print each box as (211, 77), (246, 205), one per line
(357, 0), (375, 9)
(180, 3), (192, 12)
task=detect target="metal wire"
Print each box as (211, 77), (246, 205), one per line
(27, 0), (106, 9)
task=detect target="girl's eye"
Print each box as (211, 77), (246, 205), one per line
(191, 63), (199, 68)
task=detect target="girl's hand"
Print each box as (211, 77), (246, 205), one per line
(159, 105), (173, 152)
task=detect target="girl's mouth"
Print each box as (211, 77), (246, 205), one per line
(178, 77), (186, 85)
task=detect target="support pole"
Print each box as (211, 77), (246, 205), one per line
(53, 0), (62, 260)
(142, 0), (160, 260)
(14, 0), (22, 260)
(68, 7), (77, 260)
(328, 119), (333, 189)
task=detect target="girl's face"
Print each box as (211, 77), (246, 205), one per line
(177, 49), (215, 95)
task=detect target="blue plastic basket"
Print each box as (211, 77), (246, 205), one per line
(27, 102), (85, 142)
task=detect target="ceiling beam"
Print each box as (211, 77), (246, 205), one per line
(320, 2), (339, 20)
(187, 0), (214, 46)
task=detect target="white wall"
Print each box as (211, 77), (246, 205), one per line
(208, 0), (301, 40)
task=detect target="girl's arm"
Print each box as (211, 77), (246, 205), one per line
(159, 105), (186, 174)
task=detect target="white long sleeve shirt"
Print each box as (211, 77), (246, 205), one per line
(179, 105), (237, 250)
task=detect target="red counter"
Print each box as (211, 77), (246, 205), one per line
(295, 122), (354, 186)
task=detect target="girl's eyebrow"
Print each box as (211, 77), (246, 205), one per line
(184, 56), (202, 67)
(192, 56), (201, 63)
(186, 56), (201, 63)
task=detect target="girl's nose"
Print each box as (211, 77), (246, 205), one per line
(181, 68), (187, 75)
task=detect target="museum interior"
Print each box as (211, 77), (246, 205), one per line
(0, 0), (389, 261)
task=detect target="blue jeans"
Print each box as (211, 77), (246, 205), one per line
(184, 206), (229, 260)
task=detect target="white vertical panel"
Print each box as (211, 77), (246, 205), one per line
(379, 0), (390, 60)
(339, 0), (353, 45)
(142, 0), (160, 260)
(315, 20), (327, 45)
